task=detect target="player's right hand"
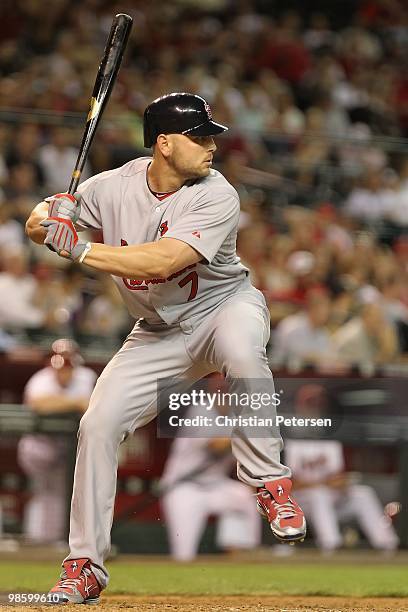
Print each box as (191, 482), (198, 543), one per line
(41, 216), (89, 261)
(45, 192), (82, 224)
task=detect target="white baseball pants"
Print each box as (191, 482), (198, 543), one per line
(65, 287), (289, 586)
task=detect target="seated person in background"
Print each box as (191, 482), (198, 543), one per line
(160, 391), (261, 561)
(270, 289), (333, 370)
(17, 339), (96, 543)
(285, 384), (399, 553)
(0, 247), (44, 330)
(331, 300), (398, 370)
(80, 276), (130, 339)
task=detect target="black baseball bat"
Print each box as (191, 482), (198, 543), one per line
(67, 13), (132, 194)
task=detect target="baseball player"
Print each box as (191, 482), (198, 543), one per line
(17, 339), (96, 543)
(285, 439), (399, 552)
(161, 399), (261, 561)
(26, 93), (306, 604)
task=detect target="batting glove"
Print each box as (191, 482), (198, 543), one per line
(45, 192), (82, 223)
(40, 217), (91, 262)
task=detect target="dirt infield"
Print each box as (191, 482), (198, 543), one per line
(2, 595), (408, 611)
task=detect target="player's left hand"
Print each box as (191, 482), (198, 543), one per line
(40, 217), (88, 261)
(45, 192), (82, 223)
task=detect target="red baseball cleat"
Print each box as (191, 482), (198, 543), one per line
(49, 558), (102, 604)
(256, 477), (306, 543)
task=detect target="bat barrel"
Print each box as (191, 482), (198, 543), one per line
(68, 13), (133, 194)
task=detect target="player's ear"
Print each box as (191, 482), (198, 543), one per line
(156, 134), (172, 158)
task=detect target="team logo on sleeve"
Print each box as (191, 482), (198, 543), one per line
(159, 221), (169, 237)
(192, 230), (201, 239)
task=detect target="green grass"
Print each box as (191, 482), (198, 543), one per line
(1, 561), (408, 598)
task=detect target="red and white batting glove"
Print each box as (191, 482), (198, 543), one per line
(40, 217), (91, 262)
(45, 192), (82, 223)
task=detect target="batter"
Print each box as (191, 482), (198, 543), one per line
(26, 93), (306, 604)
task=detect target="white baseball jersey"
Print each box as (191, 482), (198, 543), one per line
(284, 440), (344, 484)
(76, 157), (249, 327)
(24, 366), (97, 402)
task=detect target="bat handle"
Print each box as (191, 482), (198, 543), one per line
(68, 170), (82, 195)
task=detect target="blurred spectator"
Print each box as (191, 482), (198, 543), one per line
(0, 247), (44, 329)
(286, 250), (317, 293)
(379, 276), (408, 352)
(270, 290), (333, 370)
(332, 301), (399, 369)
(260, 235), (295, 294)
(303, 13), (337, 52)
(345, 168), (397, 222)
(0, 327), (18, 354)
(5, 125), (43, 185)
(17, 339), (96, 543)
(2, 163), (43, 225)
(0, 203), (24, 252)
(38, 127), (91, 194)
(314, 204), (354, 255)
(270, 88), (305, 137)
(255, 11), (310, 85)
(33, 263), (84, 335)
(80, 276), (130, 339)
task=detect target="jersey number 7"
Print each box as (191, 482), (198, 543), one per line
(178, 271), (198, 301)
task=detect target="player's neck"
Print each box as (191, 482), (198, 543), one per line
(147, 159), (185, 193)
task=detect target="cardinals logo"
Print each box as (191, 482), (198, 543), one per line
(204, 102), (213, 120)
(277, 485), (284, 496)
(159, 221), (169, 237)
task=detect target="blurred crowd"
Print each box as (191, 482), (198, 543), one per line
(0, 0), (407, 368)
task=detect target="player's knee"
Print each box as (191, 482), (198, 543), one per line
(308, 486), (333, 506)
(220, 346), (270, 378)
(18, 441), (57, 475)
(349, 484), (376, 502)
(78, 409), (122, 444)
(229, 485), (253, 510)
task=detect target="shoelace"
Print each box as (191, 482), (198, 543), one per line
(271, 498), (298, 519)
(57, 569), (91, 591)
(258, 490), (299, 519)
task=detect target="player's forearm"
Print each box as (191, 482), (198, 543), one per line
(26, 201), (48, 245)
(28, 395), (87, 414)
(375, 327), (398, 363)
(81, 242), (170, 279)
(325, 472), (349, 488)
(81, 241), (199, 279)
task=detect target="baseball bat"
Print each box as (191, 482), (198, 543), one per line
(67, 13), (133, 194)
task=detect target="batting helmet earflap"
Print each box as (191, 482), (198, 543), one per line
(143, 92), (228, 148)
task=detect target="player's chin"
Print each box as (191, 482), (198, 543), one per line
(197, 165), (211, 177)
(185, 165), (211, 180)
